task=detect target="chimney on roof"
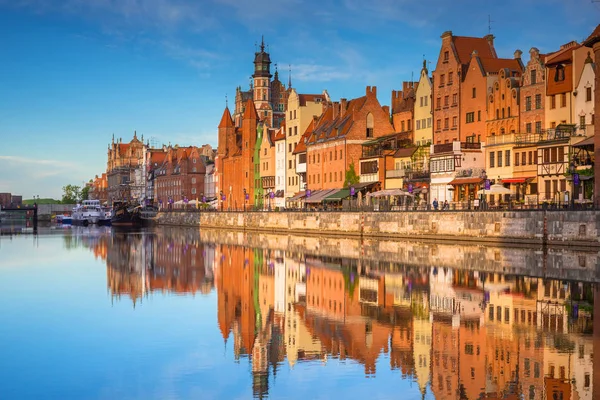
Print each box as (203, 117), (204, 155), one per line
(514, 49), (523, 60)
(484, 34), (495, 47)
(560, 40), (578, 50)
(471, 49), (479, 59)
(340, 98), (347, 118)
(391, 90), (402, 112)
(332, 101), (339, 120)
(441, 31), (453, 41)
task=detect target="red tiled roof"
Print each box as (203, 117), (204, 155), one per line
(218, 107), (234, 128)
(242, 99), (258, 120)
(293, 119), (314, 154)
(273, 126), (286, 141)
(545, 42), (579, 65)
(298, 94), (325, 107)
(453, 36), (495, 65)
(478, 57), (523, 74)
(583, 24), (600, 47)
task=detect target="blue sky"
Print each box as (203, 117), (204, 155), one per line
(0, 0), (598, 199)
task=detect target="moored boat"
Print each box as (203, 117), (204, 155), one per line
(72, 200), (103, 226)
(111, 201), (143, 227)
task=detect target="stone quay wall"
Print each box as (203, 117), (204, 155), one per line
(156, 210), (600, 247)
(192, 228), (600, 283)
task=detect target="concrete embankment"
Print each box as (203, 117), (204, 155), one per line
(156, 210), (600, 247)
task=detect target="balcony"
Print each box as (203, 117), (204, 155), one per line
(433, 141), (481, 154)
(296, 161), (306, 174)
(487, 133), (516, 146)
(360, 173), (379, 183)
(386, 169), (407, 179)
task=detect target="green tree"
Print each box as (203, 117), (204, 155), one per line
(80, 185), (91, 201)
(343, 162), (360, 188)
(61, 184), (81, 204)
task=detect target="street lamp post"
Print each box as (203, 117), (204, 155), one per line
(243, 188), (247, 212)
(481, 171), (488, 210)
(220, 190), (224, 212)
(229, 185), (232, 211)
(569, 162), (579, 210)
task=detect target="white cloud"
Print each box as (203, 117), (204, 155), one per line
(0, 155), (77, 168)
(0, 155), (89, 198)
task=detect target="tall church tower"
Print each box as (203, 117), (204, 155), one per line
(253, 36), (273, 127)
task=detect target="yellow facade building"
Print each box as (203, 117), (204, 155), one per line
(286, 90), (328, 198)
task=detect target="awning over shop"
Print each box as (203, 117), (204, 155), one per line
(323, 188), (351, 202)
(501, 177), (534, 184)
(287, 191), (306, 202)
(275, 190), (285, 198)
(573, 137), (594, 147)
(350, 182), (378, 191)
(305, 189), (339, 204)
(448, 177), (483, 185)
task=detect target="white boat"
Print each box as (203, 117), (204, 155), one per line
(72, 200), (103, 226)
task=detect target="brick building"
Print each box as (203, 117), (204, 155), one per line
(89, 173), (108, 204)
(154, 146), (207, 207)
(433, 31), (497, 144)
(520, 47), (546, 134)
(217, 100), (261, 210)
(232, 38), (289, 129)
(303, 86), (395, 194)
(391, 81), (418, 138)
(106, 132), (146, 204)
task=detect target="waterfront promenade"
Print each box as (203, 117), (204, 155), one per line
(156, 209), (600, 247)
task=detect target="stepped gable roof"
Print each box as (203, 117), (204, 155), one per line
(298, 94), (325, 106)
(478, 57), (523, 75)
(243, 98), (258, 120)
(453, 36), (495, 65)
(218, 107), (234, 128)
(583, 24), (600, 47)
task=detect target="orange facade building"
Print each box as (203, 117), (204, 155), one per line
(433, 31), (497, 144)
(304, 86), (395, 191)
(217, 101), (260, 210)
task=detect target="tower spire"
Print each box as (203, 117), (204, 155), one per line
(288, 64), (292, 89)
(226, 93), (228, 108)
(261, 35), (265, 52)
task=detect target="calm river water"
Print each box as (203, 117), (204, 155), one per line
(1, 225), (599, 400)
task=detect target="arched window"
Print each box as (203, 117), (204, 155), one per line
(366, 113), (374, 138)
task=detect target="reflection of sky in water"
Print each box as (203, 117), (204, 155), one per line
(0, 232), (432, 400)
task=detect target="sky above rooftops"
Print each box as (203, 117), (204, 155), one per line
(0, 0), (598, 198)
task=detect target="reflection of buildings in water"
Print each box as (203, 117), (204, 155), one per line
(429, 268), (485, 328)
(412, 317), (431, 397)
(103, 232), (214, 304)
(209, 241), (600, 399)
(284, 254), (323, 368)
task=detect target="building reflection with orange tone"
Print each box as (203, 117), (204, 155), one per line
(80, 228), (215, 305)
(211, 242), (598, 400)
(79, 230), (599, 399)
